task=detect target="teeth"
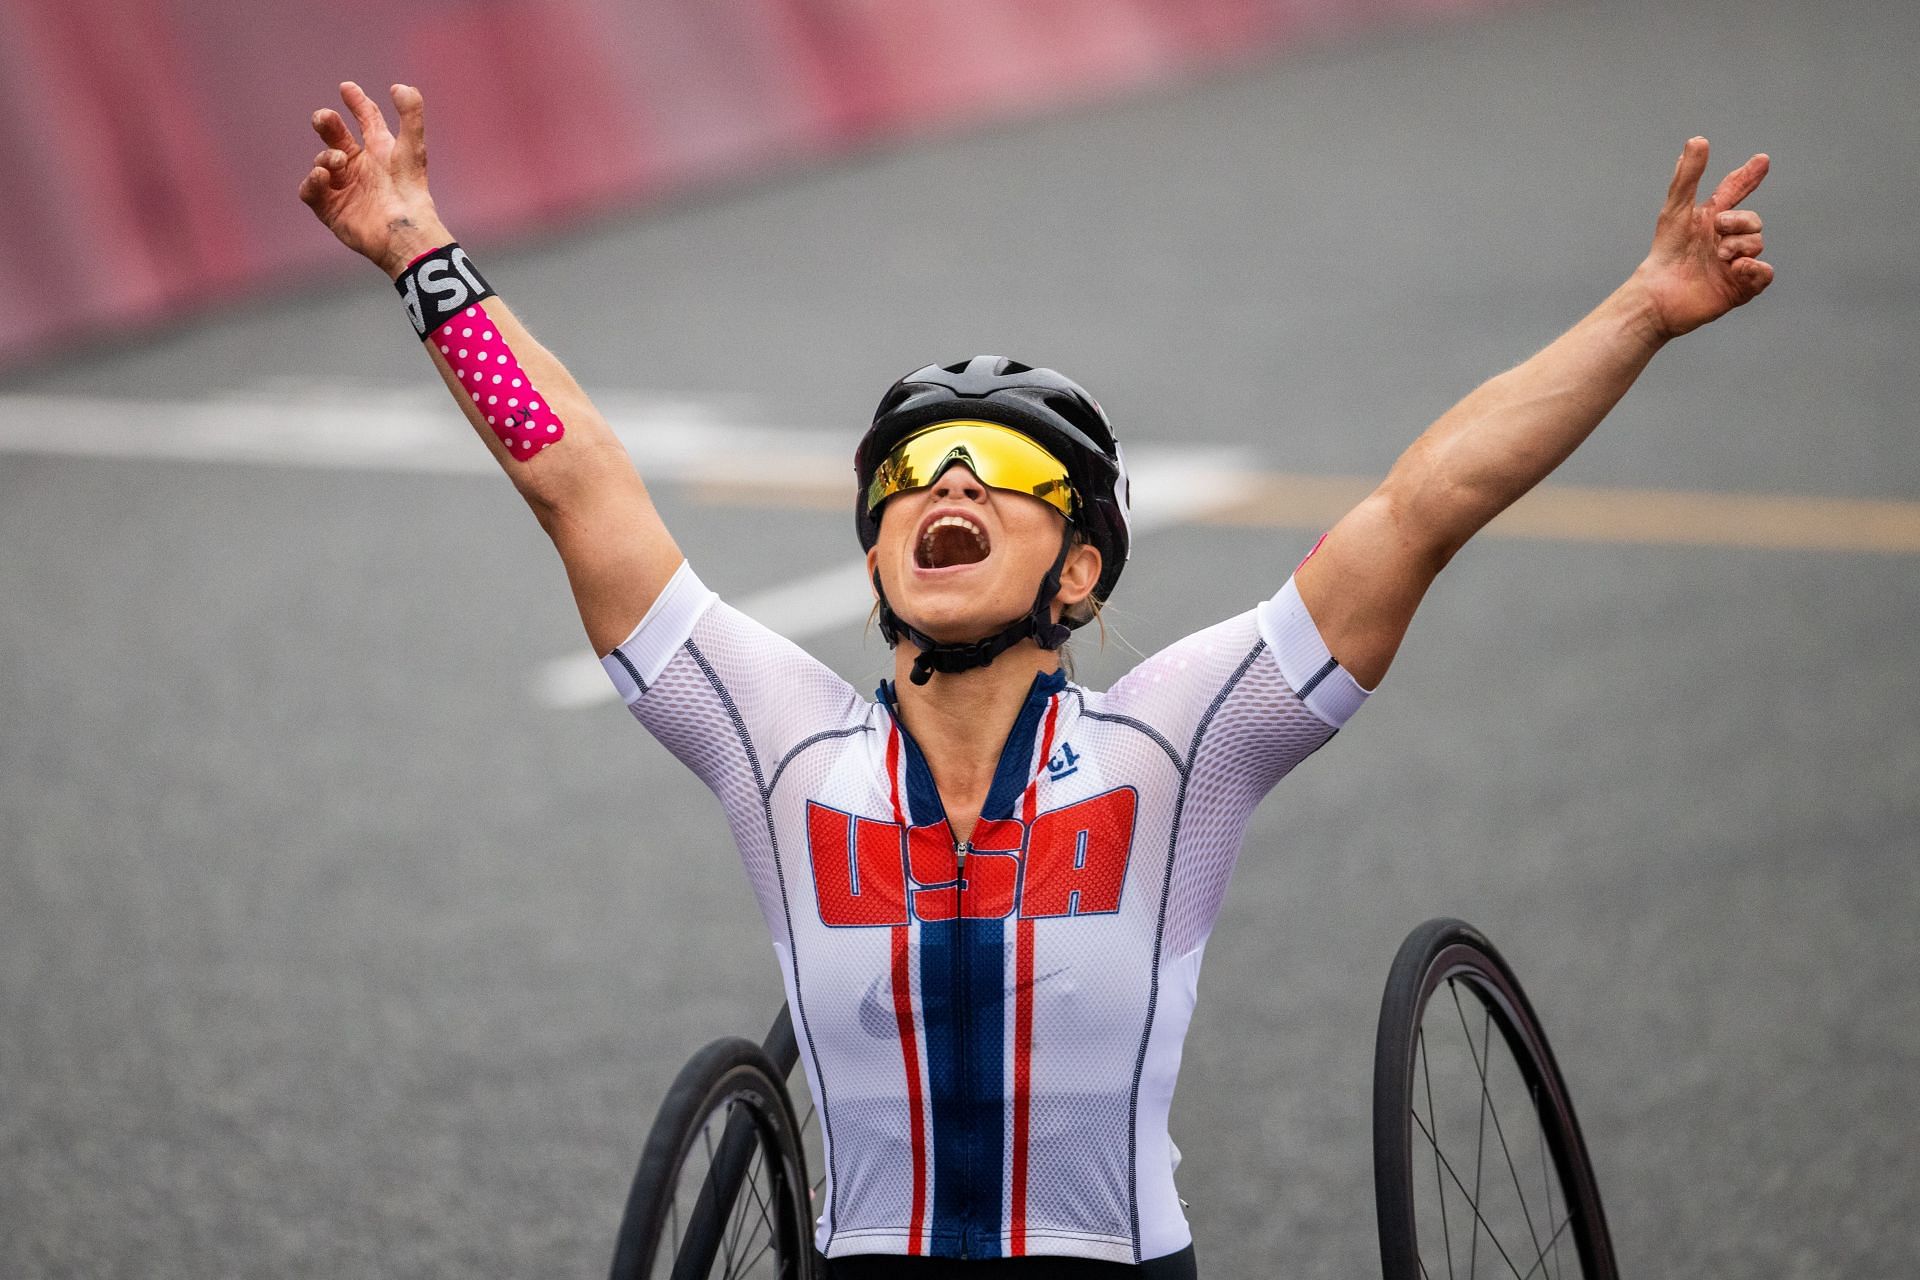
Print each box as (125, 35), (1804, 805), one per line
(918, 514), (990, 566)
(921, 515), (989, 551)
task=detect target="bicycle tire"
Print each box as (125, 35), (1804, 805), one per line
(611, 1036), (814, 1280)
(1373, 918), (1617, 1280)
(762, 1003), (828, 1253)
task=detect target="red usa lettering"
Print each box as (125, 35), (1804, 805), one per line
(807, 788), (1136, 927)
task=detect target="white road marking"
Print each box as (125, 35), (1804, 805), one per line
(19, 387), (1913, 711)
(0, 386), (848, 481)
(0, 387), (1255, 710)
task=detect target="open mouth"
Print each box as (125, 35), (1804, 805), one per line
(916, 514), (991, 570)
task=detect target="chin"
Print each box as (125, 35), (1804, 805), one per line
(892, 583), (1022, 643)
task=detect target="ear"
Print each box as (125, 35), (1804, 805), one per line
(1055, 540), (1102, 608)
(866, 543), (881, 595)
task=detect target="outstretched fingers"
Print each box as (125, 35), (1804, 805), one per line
(297, 165), (328, 207)
(311, 107), (356, 153)
(1707, 152), (1770, 213)
(1664, 136), (1710, 216)
(390, 83), (427, 170)
(297, 148), (349, 205)
(339, 80), (393, 145)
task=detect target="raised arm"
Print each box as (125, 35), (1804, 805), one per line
(1295, 137), (1775, 688)
(298, 81), (680, 656)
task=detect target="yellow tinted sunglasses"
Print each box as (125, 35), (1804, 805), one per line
(865, 420), (1077, 520)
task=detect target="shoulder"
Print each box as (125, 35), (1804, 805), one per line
(1096, 577), (1369, 736)
(601, 562), (871, 754)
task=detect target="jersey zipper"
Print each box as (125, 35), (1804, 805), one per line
(952, 833), (974, 1258)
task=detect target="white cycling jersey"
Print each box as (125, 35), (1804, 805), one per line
(601, 560), (1368, 1265)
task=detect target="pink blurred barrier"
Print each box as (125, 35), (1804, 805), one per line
(0, 0), (1498, 368)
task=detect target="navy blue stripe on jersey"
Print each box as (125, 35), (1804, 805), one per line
(915, 917), (964, 1254)
(959, 916), (1005, 1258)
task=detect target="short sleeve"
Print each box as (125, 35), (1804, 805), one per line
(1256, 575), (1372, 729)
(1099, 576), (1372, 958)
(597, 560), (866, 800)
(599, 559), (717, 703)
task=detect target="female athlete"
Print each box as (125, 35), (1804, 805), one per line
(299, 81), (1772, 1278)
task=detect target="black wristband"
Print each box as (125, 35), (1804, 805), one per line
(394, 243), (496, 340)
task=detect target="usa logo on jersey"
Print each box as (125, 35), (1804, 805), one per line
(807, 786), (1137, 926)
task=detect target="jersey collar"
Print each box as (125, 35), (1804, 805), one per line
(876, 668), (1068, 826)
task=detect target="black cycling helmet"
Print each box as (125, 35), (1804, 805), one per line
(855, 356), (1133, 683)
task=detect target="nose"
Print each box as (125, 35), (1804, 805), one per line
(931, 462), (986, 502)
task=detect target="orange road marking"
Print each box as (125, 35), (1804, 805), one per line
(688, 471), (1920, 554)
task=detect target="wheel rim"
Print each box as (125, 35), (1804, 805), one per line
(782, 1055), (826, 1225)
(1405, 957), (1589, 1280)
(651, 1090), (800, 1280)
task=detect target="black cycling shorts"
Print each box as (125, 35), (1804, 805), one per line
(818, 1244), (1198, 1279)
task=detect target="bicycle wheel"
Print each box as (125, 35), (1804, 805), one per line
(761, 1005), (827, 1234)
(611, 1036), (813, 1280)
(1373, 918), (1617, 1280)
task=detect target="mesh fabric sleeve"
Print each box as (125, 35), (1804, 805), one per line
(1099, 574), (1372, 956)
(597, 562), (867, 938)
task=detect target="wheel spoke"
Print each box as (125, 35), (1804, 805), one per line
(740, 1152), (776, 1253)
(734, 1230), (778, 1278)
(1450, 983), (1491, 1280)
(1448, 997), (1548, 1268)
(730, 1146), (778, 1274)
(719, 1111), (748, 1275)
(1516, 1214), (1575, 1280)
(723, 1191), (772, 1278)
(721, 1140), (765, 1271)
(1418, 1025), (1456, 1280)
(1411, 1106), (1527, 1280)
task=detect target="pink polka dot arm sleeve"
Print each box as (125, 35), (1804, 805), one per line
(432, 305), (564, 459)
(395, 243), (563, 461)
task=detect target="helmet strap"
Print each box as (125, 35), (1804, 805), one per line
(876, 526), (1075, 686)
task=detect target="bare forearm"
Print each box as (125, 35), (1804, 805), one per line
(383, 226), (640, 516)
(301, 82), (687, 657)
(398, 244), (683, 651)
(1384, 276), (1667, 563)
(1296, 138), (1773, 690)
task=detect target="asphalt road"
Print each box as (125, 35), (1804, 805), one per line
(3, 0), (1917, 1275)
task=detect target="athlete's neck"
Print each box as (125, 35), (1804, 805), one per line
(889, 641), (1060, 843)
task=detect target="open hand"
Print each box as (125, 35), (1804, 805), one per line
(297, 81), (449, 277)
(1632, 137), (1774, 341)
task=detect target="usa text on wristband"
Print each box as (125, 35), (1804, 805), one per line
(395, 244), (495, 339)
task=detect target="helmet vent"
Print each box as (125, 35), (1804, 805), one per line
(942, 360), (973, 375)
(998, 359), (1033, 375)
(1042, 392), (1097, 433)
